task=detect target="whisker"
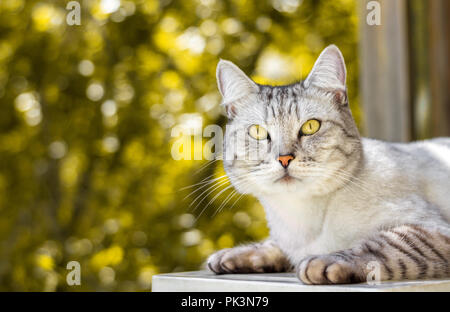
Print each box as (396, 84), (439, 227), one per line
(193, 174), (254, 220)
(307, 166), (377, 197)
(193, 157), (223, 175)
(190, 178), (231, 211)
(212, 189), (238, 217)
(182, 175), (228, 200)
(209, 174), (253, 217)
(179, 173), (219, 191)
(228, 193), (245, 211)
(194, 184), (235, 222)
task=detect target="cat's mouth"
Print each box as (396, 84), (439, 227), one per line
(275, 173), (301, 184)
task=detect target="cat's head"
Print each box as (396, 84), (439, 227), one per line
(217, 45), (362, 197)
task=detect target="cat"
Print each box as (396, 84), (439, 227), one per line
(206, 45), (450, 284)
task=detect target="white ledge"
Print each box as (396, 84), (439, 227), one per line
(152, 271), (450, 292)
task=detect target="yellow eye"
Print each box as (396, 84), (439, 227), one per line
(300, 119), (321, 136)
(248, 125), (268, 140)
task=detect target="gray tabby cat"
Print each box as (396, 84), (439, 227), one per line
(207, 45), (450, 284)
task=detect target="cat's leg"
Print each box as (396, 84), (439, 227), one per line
(297, 224), (450, 284)
(207, 240), (292, 274)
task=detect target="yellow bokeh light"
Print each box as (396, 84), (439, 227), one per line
(217, 233), (234, 249)
(91, 245), (124, 270)
(36, 254), (54, 271)
(32, 4), (54, 32)
(161, 71), (182, 89)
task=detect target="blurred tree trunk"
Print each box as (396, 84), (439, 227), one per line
(429, 0), (450, 137)
(359, 0), (450, 141)
(408, 0), (431, 140)
(359, 0), (411, 142)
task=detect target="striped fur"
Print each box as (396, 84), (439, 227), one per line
(207, 45), (450, 284)
(298, 225), (450, 284)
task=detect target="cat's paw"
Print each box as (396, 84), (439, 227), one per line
(296, 254), (364, 285)
(207, 243), (290, 274)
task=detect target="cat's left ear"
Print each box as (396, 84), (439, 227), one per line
(304, 45), (347, 103)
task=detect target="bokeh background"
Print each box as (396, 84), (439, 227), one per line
(0, 0), (359, 291)
(1, 0), (448, 291)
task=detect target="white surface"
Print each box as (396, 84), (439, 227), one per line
(152, 271), (450, 292)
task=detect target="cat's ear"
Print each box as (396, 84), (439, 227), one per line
(216, 60), (258, 117)
(304, 45), (347, 93)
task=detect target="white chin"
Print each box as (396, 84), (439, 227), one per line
(256, 179), (304, 195)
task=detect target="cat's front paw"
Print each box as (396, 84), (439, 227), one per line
(207, 243), (290, 274)
(297, 254), (364, 285)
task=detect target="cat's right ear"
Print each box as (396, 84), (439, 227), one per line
(216, 60), (258, 118)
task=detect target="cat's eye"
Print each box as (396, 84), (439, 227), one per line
(248, 125), (268, 140)
(300, 119), (321, 136)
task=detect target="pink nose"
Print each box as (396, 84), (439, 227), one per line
(278, 155), (294, 168)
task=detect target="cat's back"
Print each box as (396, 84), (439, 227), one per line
(361, 137), (450, 170)
(361, 137), (450, 220)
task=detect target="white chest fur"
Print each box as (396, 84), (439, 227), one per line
(260, 194), (333, 262)
(259, 190), (378, 264)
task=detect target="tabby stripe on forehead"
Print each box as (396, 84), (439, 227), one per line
(267, 89), (273, 101)
(282, 89), (289, 108)
(288, 100), (295, 115)
(276, 91), (284, 115)
(270, 104), (276, 118)
(381, 234), (428, 278)
(291, 89), (297, 98)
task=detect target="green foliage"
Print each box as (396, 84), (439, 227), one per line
(0, 0), (359, 291)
